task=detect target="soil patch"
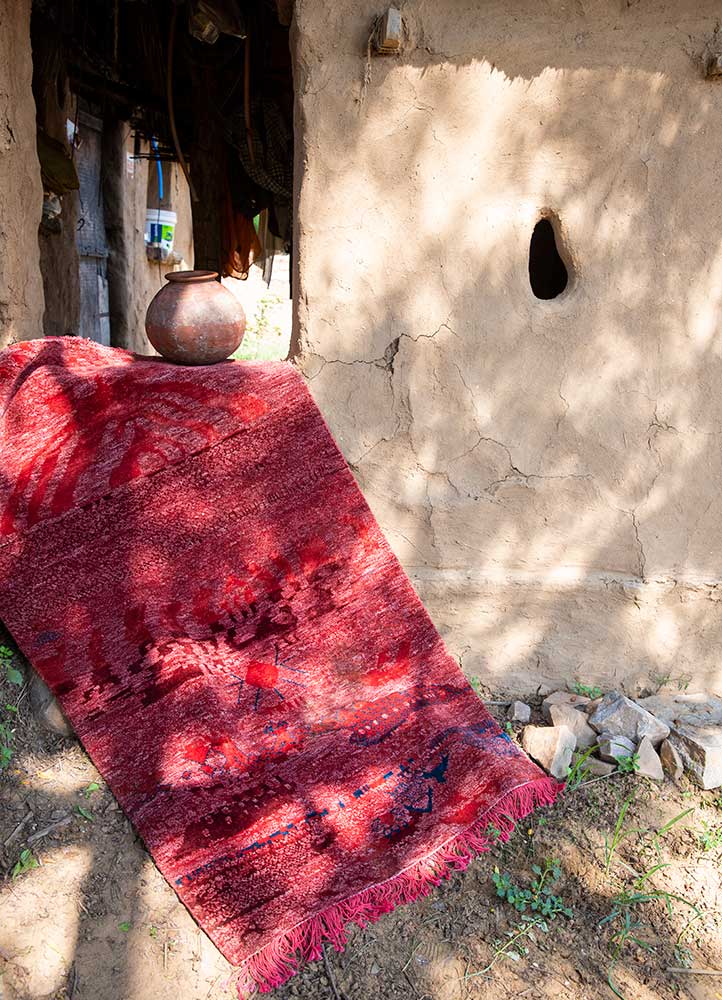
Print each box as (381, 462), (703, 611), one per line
(1, 668), (720, 1000)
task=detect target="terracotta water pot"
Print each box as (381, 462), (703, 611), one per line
(144, 270), (246, 365)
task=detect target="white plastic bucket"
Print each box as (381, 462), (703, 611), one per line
(145, 209), (177, 260)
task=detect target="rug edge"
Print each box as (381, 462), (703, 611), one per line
(234, 775), (563, 996)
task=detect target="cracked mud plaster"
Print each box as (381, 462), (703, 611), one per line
(294, 0), (722, 690)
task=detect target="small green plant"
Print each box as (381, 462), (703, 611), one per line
(149, 925), (159, 939)
(11, 849), (39, 879)
(83, 781), (101, 798)
(492, 858), (573, 920)
(673, 942), (694, 968)
(486, 822), (503, 843)
(615, 753), (639, 775)
(0, 718), (14, 768)
(75, 805), (94, 822)
(466, 859), (572, 976)
(0, 644), (22, 770)
(118, 921), (132, 933)
(468, 675), (484, 698)
(572, 681), (603, 700)
(504, 720), (514, 737)
(698, 821), (722, 852)
(234, 291), (288, 362)
(248, 291), (283, 338)
(0, 644), (22, 683)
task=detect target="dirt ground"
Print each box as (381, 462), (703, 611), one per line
(1, 660), (721, 1000)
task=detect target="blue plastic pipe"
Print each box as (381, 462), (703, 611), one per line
(151, 136), (163, 202)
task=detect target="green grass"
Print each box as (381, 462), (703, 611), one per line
(233, 327), (289, 362)
(600, 798), (698, 999)
(233, 290), (289, 362)
(0, 641), (23, 769)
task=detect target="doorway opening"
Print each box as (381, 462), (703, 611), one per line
(30, 0), (295, 358)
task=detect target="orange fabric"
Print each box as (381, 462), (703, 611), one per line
(222, 190), (262, 279)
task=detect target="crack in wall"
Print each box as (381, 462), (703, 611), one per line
(622, 508), (647, 581)
(414, 461), (461, 498)
(306, 327), (665, 587)
(420, 469), (441, 560)
(305, 316), (455, 375)
(350, 414), (403, 467)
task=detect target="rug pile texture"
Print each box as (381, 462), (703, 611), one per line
(0, 338), (560, 993)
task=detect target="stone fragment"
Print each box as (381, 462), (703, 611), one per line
(589, 692), (669, 746)
(584, 697), (603, 716)
(28, 670), (73, 738)
(659, 739), (683, 781)
(541, 691), (590, 723)
(635, 736), (664, 781)
(597, 733), (636, 763)
(584, 757), (616, 777)
(637, 693), (722, 728)
(507, 700), (531, 724)
(549, 703), (597, 750)
(522, 725), (576, 780)
(669, 724), (722, 790)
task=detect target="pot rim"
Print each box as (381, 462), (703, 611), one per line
(165, 270), (219, 283)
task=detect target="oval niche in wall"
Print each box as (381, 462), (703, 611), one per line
(528, 217), (569, 300)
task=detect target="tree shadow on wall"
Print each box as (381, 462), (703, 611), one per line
(294, 0), (722, 697)
(4, 3), (722, 997)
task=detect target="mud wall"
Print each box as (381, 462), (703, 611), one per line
(0, 0), (44, 347)
(292, 0), (722, 694)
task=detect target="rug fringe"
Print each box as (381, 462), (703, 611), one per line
(235, 776), (562, 996)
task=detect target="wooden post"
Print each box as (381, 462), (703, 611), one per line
(189, 61), (225, 276)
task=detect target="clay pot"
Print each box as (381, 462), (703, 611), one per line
(145, 270), (246, 365)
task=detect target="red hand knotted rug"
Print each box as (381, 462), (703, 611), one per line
(0, 338), (560, 994)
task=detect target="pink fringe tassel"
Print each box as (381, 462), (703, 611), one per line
(235, 776), (562, 996)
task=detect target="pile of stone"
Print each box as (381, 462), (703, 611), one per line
(512, 690), (722, 789)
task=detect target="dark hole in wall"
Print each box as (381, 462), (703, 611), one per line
(529, 218), (568, 299)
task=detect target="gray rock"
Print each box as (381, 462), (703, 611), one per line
(549, 703), (597, 750)
(598, 733), (636, 763)
(522, 725), (576, 780)
(507, 700), (532, 724)
(637, 692), (722, 728)
(669, 724), (722, 790)
(584, 757), (616, 777)
(659, 739), (683, 781)
(28, 670), (73, 738)
(541, 691), (590, 722)
(589, 692), (669, 746)
(636, 736), (664, 781)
